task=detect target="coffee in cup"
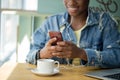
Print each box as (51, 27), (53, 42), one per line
(37, 59), (59, 74)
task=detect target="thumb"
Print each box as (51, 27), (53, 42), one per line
(46, 37), (57, 46)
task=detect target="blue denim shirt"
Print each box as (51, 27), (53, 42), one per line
(26, 9), (120, 68)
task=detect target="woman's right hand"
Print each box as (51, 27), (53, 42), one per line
(39, 38), (57, 58)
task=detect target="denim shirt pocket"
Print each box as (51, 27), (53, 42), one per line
(106, 40), (120, 49)
(92, 41), (103, 51)
(79, 41), (92, 49)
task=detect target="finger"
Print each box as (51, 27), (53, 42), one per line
(52, 52), (63, 56)
(57, 41), (72, 47)
(54, 46), (63, 52)
(51, 45), (68, 52)
(46, 37), (57, 46)
(52, 52), (68, 56)
(56, 45), (72, 52)
(57, 55), (68, 58)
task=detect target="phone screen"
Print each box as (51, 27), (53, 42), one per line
(49, 31), (63, 45)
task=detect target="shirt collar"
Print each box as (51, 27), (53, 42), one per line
(59, 12), (69, 27)
(59, 8), (99, 29)
(86, 8), (99, 26)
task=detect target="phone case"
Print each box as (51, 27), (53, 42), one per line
(49, 31), (63, 45)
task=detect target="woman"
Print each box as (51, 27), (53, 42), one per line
(26, 0), (120, 68)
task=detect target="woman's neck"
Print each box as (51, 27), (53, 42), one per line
(70, 12), (88, 31)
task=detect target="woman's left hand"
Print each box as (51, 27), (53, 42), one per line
(51, 41), (81, 58)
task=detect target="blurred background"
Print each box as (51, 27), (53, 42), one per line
(0, 0), (120, 66)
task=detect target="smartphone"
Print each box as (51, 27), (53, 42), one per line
(49, 31), (63, 46)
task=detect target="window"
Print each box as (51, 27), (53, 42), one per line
(0, 14), (18, 63)
(0, 0), (38, 65)
(1, 0), (22, 9)
(23, 0), (38, 10)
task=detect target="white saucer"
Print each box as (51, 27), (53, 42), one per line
(31, 68), (59, 76)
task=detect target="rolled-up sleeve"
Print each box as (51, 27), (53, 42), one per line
(81, 13), (120, 68)
(26, 21), (48, 64)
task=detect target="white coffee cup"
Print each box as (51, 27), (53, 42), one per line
(37, 59), (59, 74)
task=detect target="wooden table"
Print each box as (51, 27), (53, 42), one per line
(0, 62), (101, 80)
